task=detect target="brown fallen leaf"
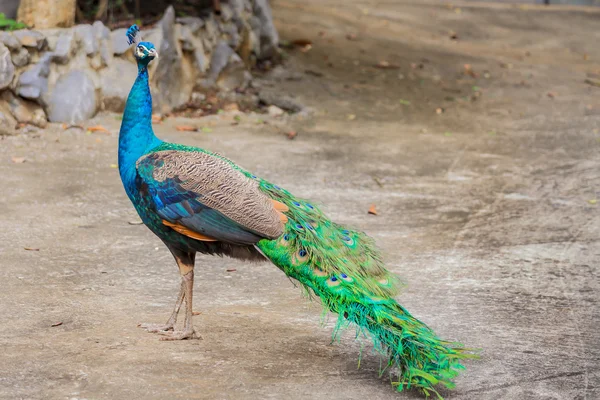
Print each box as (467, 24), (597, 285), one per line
(375, 60), (400, 69)
(87, 125), (110, 134)
(11, 156), (26, 163)
(128, 220), (144, 225)
(287, 131), (298, 140)
(226, 268), (237, 272)
(51, 322), (63, 327)
(176, 125), (198, 132)
(192, 311), (202, 316)
(346, 33), (358, 41)
(152, 114), (163, 124)
(368, 204), (378, 215)
(24, 247), (40, 251)
(449, 31), (459, 40)
(292, 39), (312, 47)
(547, 92), (557, 99)
(300, 44), (312, 53)
(436, 107), (444, 115)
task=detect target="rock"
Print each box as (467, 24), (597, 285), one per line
(176, 17), (205, 34)
(1, 90), (47, 127)
(179, 25), (207, 73)
(17, 0), (76, 29)
(208, 41), (234, 82)
(12, 29), (47, 50)
(0, 31), (21, 50)
(0, 0), (20, 19)
(220, 3), (234, 22)
(0, 107), (18, 135)
(0, 43), (15, 90)
(75, 24), (97, 56)
(18, 52), (51, 103)
(267, 105), (284, 117)
(100, 58), (136, 112)
(259, 90), (304, 113)
(216, 53), (252, 91)
(48, 69), (98, 123)
(252, 0), (279, 59)
(93, 21), (113, 67)
(111, 28), (131, 55)
(152, 6), (194, 112)
(11, 47), (29, 67)
(52, 31), (76, 64)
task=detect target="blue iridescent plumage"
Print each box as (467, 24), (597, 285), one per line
(118, 25), (474, 397)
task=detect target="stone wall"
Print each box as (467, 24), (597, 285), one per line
(0, 0), (279, 134)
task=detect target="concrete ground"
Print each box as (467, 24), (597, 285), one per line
(1, 1), (599, 399)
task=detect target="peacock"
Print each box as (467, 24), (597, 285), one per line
(118, 25), (474, 398)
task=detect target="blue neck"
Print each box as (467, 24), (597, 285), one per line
(118, 65), (162, 193)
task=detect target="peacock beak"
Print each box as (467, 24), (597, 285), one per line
(150, 49), (158, 59)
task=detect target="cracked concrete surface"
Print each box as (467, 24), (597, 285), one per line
(0, 1), (599, 399)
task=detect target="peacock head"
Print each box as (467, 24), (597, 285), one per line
(126, 24), (158, 66)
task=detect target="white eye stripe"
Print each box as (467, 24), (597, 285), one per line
(138, 45), (148, 52)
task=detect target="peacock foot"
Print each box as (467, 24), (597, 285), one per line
(137, 322), (175, 333)
(158, 328), (199, 341)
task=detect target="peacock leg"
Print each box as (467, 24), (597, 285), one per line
(157, 248), (199, 340)
(159, 269), (198, 340)
(138, 279), (185, 333)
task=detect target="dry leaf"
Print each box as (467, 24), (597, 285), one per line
(547, 92), (557, 99)
(87, 125), (110, 134)
(51, 322), (63, 327)
(292, 39), (312, 46)
(24, 247), (40, 251)
(226, 268), (237, 272)
(192, 311), (202, 316)
(368, 204), (378, 215)
(176, 125), (198, 132)
(287, 131), (298, 140)
(436, 107), (444, 114)
(128, 220), (144, 225)
(375, 61), (400, 69)
(300, 44), (312, 53)
(347, 114), (356, 121)
(152, 114), (163, 124)
(346, 33), (358, 41)
(589, 199), (597, 205)
(109, 164), (118, 168)
(11, 156), (26, 163)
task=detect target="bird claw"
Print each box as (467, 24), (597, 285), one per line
(158, 329), (199, 341)
(138, 322), (175, 333)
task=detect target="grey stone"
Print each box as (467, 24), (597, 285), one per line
(100, 58), (136, 112)
(0, 0), (20, 19)
(259, 90), (304, 113)
(176, 17), (205, 34)
(0, 31), (21, 50)
(216, 53), (251, 91)
(52, 31), (76, 64)
(111, 28), (131, 55)
(0, 43), (15, 90)
(93, 21), (113, 67)
(18, 52), (52, 103)
(267, 105), (284, 116)
(48, 69), (98, 123)
(0, 107), (17, 135)
(220, 3), (234, 22)
(75, 24), (98, 56)
(252, 0), (279, 59)
(12, 30), (47, 50)
(11, 47), (29, 67)
(207, 41), (234, 82)
(93, 21), (110, 40)
(1, 90), (47, 127)
(152, 6), (193, 112)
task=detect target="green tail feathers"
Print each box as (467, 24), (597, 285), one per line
(203, 150), (475, 397)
